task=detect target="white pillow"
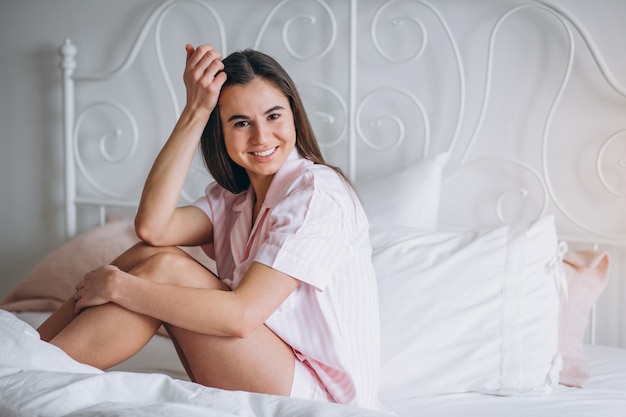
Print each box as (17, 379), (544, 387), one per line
(372, 215), (563, 401)
(356, 152), (449, 230)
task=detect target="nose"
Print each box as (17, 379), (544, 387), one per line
(250, 123), (268, 145)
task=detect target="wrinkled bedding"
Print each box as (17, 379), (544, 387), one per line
(0, 310), (389, 417)
(3, 310), (626, 417)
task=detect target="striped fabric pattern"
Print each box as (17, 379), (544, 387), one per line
(193, 151), (382, 409)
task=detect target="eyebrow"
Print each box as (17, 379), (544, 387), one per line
(227, 105), (285, 123)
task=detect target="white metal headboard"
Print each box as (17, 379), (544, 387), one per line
(60, 0), (626, 343)
(59, 0), (625, 343)
(60, 0), (625, 239)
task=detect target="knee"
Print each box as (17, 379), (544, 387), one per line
(130, 251), (187, 280)
(130, 250), (221, 289)
(113, 241), (171, 272)
(144, 250), (189, 271)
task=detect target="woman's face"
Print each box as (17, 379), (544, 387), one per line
(219, 77), (296, 187)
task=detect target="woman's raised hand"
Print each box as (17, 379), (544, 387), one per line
(183, 44), (228, 119)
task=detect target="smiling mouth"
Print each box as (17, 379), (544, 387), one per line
(251, 147), (277, 157)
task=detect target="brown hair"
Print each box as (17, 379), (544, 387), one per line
(200, 49), (349, 193)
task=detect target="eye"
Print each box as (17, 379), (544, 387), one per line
(268, 113), (281, 121)
(233, 120), (249, 128)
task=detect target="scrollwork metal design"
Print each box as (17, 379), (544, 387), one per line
(368, 0), (465, 155)
(73, 0), (226, 204)
(597, 129), (626, 198)
(154, 0), (226, 119)
(456, 2), (626, 239)
(254, 0), (336, 60)
(442, 158), (548, 226)
(298, 83), (347, 148)
(73, 101), (139, 199)
(371, 0), (427, 64)
(356, 87), (429, 155)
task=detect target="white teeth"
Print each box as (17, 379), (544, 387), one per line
(253, 147), (276, 157)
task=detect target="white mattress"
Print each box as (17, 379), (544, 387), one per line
(7, 311), (626, 417)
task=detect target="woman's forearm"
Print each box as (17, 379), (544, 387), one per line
(135, 109), (208, 244)
(135, 44), (226, 245)
(110, 269), (246, 338)
(104, 262), (299, 339)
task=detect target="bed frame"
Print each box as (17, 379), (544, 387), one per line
(59, 0), (625, 346)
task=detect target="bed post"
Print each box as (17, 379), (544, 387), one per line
(60, 39), (77, 238)
(348, 0), (357, 180)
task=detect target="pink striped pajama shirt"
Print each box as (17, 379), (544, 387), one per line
(193, 150), (383, 410)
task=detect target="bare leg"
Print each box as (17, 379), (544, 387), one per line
(167, 322), (295, 395)
(47, 303), (160, 370)
(37, 242), (186, 342)
(37, 298), (79, 342)
(39, 246), (296, 396)
(43, 249), (183, 369)
(142, 252), (296, 396)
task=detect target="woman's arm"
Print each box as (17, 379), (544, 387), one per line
(75, 261), (300, 338)
(135, 44), (227, 247)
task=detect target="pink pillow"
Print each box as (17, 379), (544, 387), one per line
(558, 250), (610, 387)
(0, 220), (215, 313)
(0, 221), (140, 312)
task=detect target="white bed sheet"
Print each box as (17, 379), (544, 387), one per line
(386, 344), (626, 417)
(14, 311), (189, 380)
(0, 310), (389, 417)
(4, 311), (626, 417)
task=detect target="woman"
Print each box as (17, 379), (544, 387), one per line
(38, 45), (383, 410)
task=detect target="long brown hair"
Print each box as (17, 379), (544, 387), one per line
(200, 49), (349, 194)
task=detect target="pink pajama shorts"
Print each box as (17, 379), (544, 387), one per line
(289, 359), (333, 403)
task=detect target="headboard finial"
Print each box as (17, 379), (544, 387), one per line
(59, 38), (77, 72)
